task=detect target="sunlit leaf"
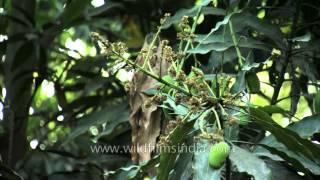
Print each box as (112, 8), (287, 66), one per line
(251, 109), (320, 174)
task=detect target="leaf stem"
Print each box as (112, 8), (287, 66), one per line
(228, 20), (243, 66)
(212, 107), (221, 130)
(143, 27), (162, 73)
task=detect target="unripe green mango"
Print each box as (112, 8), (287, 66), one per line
(208, 141), (230, 169)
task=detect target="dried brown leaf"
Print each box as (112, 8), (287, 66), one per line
(129, 34), (170, 163)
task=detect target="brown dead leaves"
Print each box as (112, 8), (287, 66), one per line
(129, 34), (170, 163)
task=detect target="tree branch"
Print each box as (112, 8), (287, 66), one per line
(270, 0), (301, 105)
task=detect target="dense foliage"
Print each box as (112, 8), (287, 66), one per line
(0, 0), (320, 179)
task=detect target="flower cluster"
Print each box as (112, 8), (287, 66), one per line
(144, 94), (167, 108)
(161, 40), (175, 62)
(91, 32), (128, 57)
(160, 13), (171, 25)
(177, 16), (196, 41)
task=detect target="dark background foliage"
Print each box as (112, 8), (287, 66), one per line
(0, 0), (320, 179)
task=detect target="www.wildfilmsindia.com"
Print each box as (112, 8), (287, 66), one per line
(90, 143), (208, 154)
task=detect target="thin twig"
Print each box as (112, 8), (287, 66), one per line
(180, 7), (202, 69)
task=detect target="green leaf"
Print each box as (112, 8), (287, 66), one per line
(0, 163), (23, 180)
(170, 152), (193, 179)
(257, 143), (311, 175)
(162, 0), (222, 29)
(82, 77), (117, 94)
(68, 57), (106, 74)
(12, 4), (36, 26)
(11, 40), (35, 71)
(246, 72), (260, 94)
(0, 13), (30, 27)
(265, 159), (305, 180)
(0, 40), (6, 55)
(251, 108), (320, 160)
(188, 12), (235, 52)
(124, 156), (159, 179)
(206, 49), (238, 69)
(255, 136), (320, 175)
(194, 33), (225, 44)
(224, 124), (239, 140)
(162, 95), (188, 116)
(255, 114), (320, 169)
(189, 36), (270, 54)
(62, 102), (129, 146)
(188, 42), (231, 54)
(161, 75), (178, 93)
(250, 109), (320, 174)
(194, 109), (211, 133)
(231, 70), (246, 93)
(229, 145), (272, 180)
(193, 139), (221, 180)
(142, 88), (158, 96)
(47, 166), (102, 180)
(87, 2), (123, 17)
(0, 33), (35, 55)
(259, 105), (287, 115)
(292, 31), (311, 42)
(231, 12), (285, 48)
(110, 156), (159, 180)
(290, 80), (300, 115)
(313, 91), (320, 114)
(201, 7), (226, 16)
(289, 114), (320, 138)
(60, 0), (91, 25)
(157, 120), (195, 180)
(94, 122), (130, 142)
